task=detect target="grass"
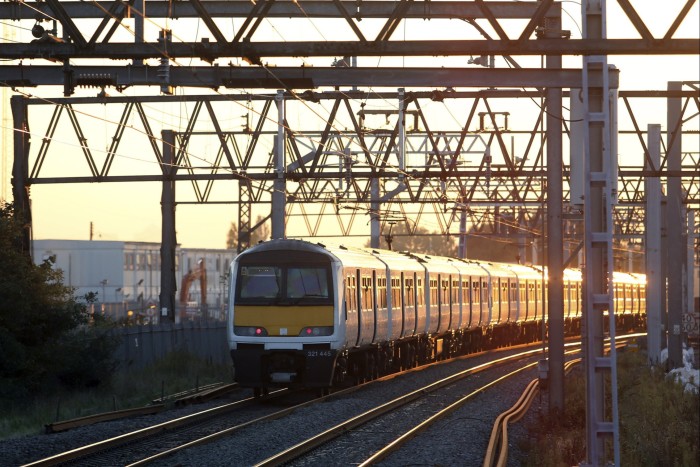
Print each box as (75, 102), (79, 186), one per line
(520, 349), (700, 466)
(0, 351), (233, 440)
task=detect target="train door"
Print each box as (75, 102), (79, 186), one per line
(402, 272), (417, 338)
(510, 279), (518, 322)
(486, 276), (493, 325)
(428, 275), (439, 333)
(516, 279), (525, 322)
(416, 274), (426, 334)
(639, 283), (646, 313)
(494, 278), (502, 324)
(345, 270), (360, 347)
(468, 276), (478, 328)
(437, 274), (451, 333)
(471, 277), (481, 327)
(625, 284), (634, 313)
(462, 277), (472, 328)
(358, 270), (375, 346)
(451, 276), (460, 330)
(376, 273), (388, 342)
(371, 270), (378, 343)
(390, 275), (403, 340)
(534, 279), (542, 322)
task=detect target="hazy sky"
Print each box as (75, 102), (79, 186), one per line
(1, 1), (698, 249)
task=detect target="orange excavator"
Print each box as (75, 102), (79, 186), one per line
(180, 258), (207, 306)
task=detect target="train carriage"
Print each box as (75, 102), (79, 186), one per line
(227, 239), (646, 394)
(367, 248), (425, 341)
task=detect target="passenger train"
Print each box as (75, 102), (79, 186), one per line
(226, 239), (646, 395)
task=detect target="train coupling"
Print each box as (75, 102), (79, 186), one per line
(270, 372), (297, 383)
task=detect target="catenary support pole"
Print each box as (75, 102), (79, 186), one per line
(581, 0), (620, 464)
(10, 95), (32, 259)
(160, 129), (177, 323)
(666, 81), (685, 369)
(544, 5), (565, 414)
(645, 124), (663, 364)
(272, 90), (286, 239)
(370, 178), (380, 248)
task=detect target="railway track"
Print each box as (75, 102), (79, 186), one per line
(22, 342), (539, 466)
(21, 335), (642, 466)
(258, 348), (558, 466)
(24, 389), (296, 466)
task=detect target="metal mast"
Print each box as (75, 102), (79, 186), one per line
(581, 0), (619, 464)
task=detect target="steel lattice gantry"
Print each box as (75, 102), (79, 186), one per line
(10, 89), (699, 238)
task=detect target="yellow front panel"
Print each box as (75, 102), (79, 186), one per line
(235, 305), (334, 336)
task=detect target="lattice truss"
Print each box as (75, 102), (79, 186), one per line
(2, 0), (699, 243)
(16, 86), (699, 239)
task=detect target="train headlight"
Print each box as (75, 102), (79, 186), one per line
(234, 326), (268, 336)
(299, 326), (333, 336)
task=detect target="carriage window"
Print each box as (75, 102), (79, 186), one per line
(471, 281), (480, 305)
(441, 279), (451, 306)
(361, 275), (373, 310)
(392, 277), (401, 307)
(239, 266), (281, 298)
(346, 274), (357, 311)
(417, 278), (425, 306)
(377, 276), (387, 308)
(405, 277), (415, 306)
(429, 279), (438, 306)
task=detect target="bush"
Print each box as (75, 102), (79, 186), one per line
(0, 202), (118, 403)
(618, 351), (699, 465)
(521, 350), (700, 465)
(0, 350), (231, 439)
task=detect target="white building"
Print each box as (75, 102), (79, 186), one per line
(33, 240), (237, 323)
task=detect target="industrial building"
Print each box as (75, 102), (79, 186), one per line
(33, 240), (236, 323)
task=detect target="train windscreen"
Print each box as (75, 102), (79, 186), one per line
(239, 266), (281, 299)
(236, 253), (333, 305)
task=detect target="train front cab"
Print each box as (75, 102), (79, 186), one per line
(228, 241), (341, 393)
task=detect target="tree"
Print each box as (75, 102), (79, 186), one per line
(226, 215), (271, 251)
(0, 203), (117, 401)
(366, 221), (523, 263)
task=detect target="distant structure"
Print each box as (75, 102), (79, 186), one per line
(33, 240), (235, 323)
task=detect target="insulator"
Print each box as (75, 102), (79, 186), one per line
(76, 73), (115, 88)
(158, 57), (169, 81)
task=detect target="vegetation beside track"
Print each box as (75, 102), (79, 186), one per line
(1, 203), (233, 440)
(0, 350), (232, 440)
(520, 349), (699, 465)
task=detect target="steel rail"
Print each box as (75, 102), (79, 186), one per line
(174, 383), (239, 406)
(357, 352), (567, 467)
(254, 346), (551, 467)
(481, 338), (639, 467)
(121, 344), (522, 465)
(44, 404), (165, 434)
(22, 389), (290, 466)
(151, 381), (229, 404)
